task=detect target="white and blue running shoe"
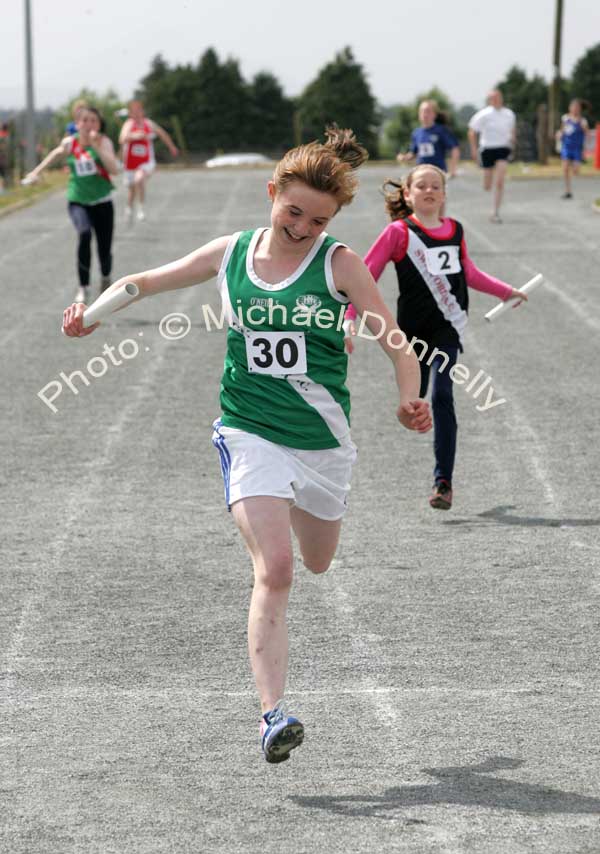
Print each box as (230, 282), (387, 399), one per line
(261, 700), (304, 763)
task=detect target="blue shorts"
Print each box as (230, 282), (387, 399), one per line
(561, 148), (583, 163)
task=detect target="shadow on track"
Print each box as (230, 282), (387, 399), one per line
(443, 506), (600, 528)
(290, 756), (600, 819)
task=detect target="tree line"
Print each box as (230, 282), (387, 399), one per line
(5, 42), (600, 163)
(49, 46), (376, 160)
(133, 46), (379, 157)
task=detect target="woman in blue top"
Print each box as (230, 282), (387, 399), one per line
(397, 100), (460, 178)
(557, 99), (590, 199)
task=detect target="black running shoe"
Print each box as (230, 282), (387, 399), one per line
(430, 480), (453, 510)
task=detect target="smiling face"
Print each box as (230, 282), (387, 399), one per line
(404, 166), (446, 218)
(267, 180), (338, 253)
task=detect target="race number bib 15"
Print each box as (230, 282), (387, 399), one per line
(418, 141), (435, 157)
(424, 245), (461, 275)
(244, 330), (307, 376)
(74, 157), (97, 177)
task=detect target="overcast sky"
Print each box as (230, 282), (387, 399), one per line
(2, 0), (598, 111)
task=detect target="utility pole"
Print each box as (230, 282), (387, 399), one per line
(548, 0), (563, 148)
(24, 0), (36, 172)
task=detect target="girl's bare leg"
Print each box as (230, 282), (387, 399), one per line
(290, 506), (342, 573)
(232, 496), (295, 713)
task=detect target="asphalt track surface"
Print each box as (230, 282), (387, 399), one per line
(2, 166), (600, 854)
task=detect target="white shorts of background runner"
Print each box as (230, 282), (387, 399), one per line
(211, 421), (357, 520)
(123, 161), (155, 185)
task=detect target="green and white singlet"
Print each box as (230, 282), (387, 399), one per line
(217, 228), (351, 450)
(66, 135), (113, 206)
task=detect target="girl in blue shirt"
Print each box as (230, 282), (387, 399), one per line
(398, 100), (460, 177)
(557, 99), (590, 199)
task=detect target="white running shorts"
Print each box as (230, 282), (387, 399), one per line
(211, 420), (357, 521)
(123, 161), (155, 185)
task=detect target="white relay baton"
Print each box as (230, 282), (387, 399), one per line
(82, 282), (139, 328)
(484, 274), (544, 323)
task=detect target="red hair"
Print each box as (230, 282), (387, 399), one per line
(272, 125), (368, 208)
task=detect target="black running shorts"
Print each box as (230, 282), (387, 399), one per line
(480, 147), (511, 168)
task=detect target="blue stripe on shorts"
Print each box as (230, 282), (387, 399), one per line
(211, 419), (232, 510)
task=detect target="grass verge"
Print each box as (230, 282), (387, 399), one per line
(0, 170), (68, 216)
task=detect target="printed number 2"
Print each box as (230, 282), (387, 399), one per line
(438, 250), (451, 271)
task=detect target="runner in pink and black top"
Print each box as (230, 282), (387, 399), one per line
(345, 164), (529, 510)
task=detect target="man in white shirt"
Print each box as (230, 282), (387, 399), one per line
(468, 90), (516, 223)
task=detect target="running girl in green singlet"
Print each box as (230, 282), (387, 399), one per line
(62, 127), (432, 765)
(24, 107), (119, 303)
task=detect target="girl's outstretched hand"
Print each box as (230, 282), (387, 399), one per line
(343, 318), (356, 354)
(62, 302), (99, 337)
(397, 399), (432, 433)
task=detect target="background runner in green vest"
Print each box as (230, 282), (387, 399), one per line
(24, 107), (119, 304)
(62, 126), (432, 765)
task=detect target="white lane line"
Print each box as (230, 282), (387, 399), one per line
(0, 172), (184, 350)
(519, 260), (600, 334)
(0, 229), (58, 265)
(459, 214), (600, 334)
(2, 175), (244, 701)
(511, 197), (598, 252)
(0, 326), (20, 349)
(312, 190), (559, 739)
(12, 683), (592, 701)
(457, 215), (502, 253)
(0, 227), (70, 348)
(0, 176), (183, 351)
(467, 331), (558, 510)
(3, 291), (196, 694)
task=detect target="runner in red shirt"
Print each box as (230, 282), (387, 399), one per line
(119, 100), (178, 222)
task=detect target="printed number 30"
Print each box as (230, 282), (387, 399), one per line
(252, 337), (298, 369)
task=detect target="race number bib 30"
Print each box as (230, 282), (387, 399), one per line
(424, 245), (461, 275)
(74, 157), (97, 177)
(244, 330), (307, 375)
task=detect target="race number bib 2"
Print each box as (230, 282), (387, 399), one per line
(74, 157), (97, 177)
(244, 330), (307, 376)
(424, 245), (461, 275)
